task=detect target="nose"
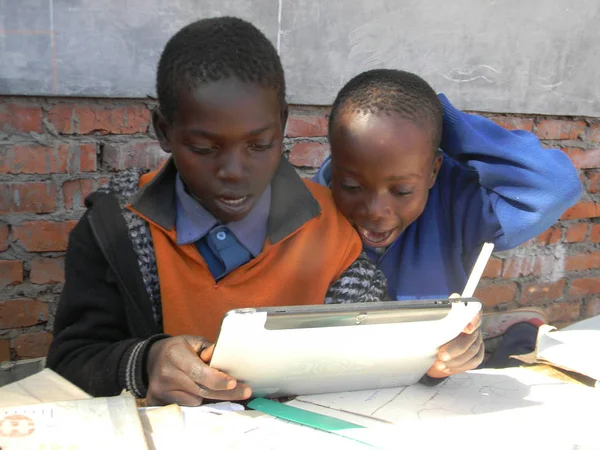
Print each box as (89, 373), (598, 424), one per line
(360, 193), (390, 222)
(216, 150), (246, 182)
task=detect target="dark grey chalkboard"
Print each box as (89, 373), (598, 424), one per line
(1, 0), (599, 116)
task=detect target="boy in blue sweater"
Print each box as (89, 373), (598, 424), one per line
(315, 69), (581, 379)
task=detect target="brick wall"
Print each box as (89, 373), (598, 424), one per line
(0, 96), (599, 362)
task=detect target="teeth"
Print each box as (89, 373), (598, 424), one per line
(359, 227), (393, 243)
(219, 197), (247, 206)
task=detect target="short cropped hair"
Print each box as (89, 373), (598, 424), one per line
(329, 69), (443, 150)
(156, 16), (286, 122)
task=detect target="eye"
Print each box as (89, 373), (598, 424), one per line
(248, 141), (274, 151)
(391, 188), (413, 197)
(340, 183), (362, 192)
(188, 146), (218, 155)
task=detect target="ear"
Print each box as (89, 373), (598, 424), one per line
(281, 103), (289, 136)
(429, 150), (443, 189)
(152, 108), (172, 154)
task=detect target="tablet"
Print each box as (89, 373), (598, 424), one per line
(210, 299), (481, 398)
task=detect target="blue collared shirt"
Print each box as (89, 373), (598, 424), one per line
(175, 174), (270, 279)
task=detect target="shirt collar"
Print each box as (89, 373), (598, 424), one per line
(129, 156), (321, 245)
(175, 174), (271, 257)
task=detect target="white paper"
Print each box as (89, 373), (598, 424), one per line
(138, 404), (185, 450)
(0, 396), (148, 449)
(536, 315), (600, 381)
(0, 369), (91, 408)
(295, 367), (600, 449)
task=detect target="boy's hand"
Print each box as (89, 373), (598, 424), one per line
(146, 335), (251, 406)
(426, 295), (485, 378)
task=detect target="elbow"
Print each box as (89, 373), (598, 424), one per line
(556, 163), (583, 211)
(548, 151), (583, 210)
(564, 170), (583, 208)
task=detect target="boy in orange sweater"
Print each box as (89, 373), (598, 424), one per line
(47, 17), (388, 406)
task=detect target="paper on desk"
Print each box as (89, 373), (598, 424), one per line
(184, 408), (370, 449)
(513, 315), (600, 382)
(0, 395), (148, 449)
(138, 404), (185, 450)
(0, 368), (91, 408)
(294, 367), (600, 449)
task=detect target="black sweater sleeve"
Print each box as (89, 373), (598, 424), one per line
(46, 213), (166, 398)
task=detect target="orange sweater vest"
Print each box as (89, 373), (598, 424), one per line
(131, 171), (362, 342)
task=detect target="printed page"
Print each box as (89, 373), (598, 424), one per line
(0, 396), (148, 450)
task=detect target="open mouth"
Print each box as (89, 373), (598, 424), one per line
(215, 195), (251, 215)
(356, 226), (398, 247)
(217, 196), (248, 206)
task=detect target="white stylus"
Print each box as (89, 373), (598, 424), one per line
(461, 242), (495, 298)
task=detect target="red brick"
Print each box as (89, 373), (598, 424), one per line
(30, 257), (65, 284)
(0, 103), (43, 133)
(49, 104), (150, 135)
(561, 202), (600, 220)
(565, 252), (600, 272)
(288, 142), (330, 168)
(564, 222), (588, 243)
(590, 124), (600, 143)
(520, 280), (566, 305)
(12, 332), (52, 359)
(591, 224), (600, 243)
(546, 302), (581, 324)
(482, 258), (503, 279)
(536, 226), (562, 245)
(0, 143), (96, 174)
(103, 141), (168, 171)
(587, 298), (600, 317)
(491, 117), (534, 132)
(0, 299), (49, 329)
(0, 339), (9, 362)
(563, 148), (600, 170)
(13, 221), (77, 252)
(568, 277), (600, 299)
(474, 282), (517, 307)
(76, 143), (98, 172)
(0, 260), (23, 287)
(536, 120), (586, 140)
(0, 182), (57, 213)
(62, 179), (95, 209)
(286, 113), (329, 137)
(502, 255), (555, 279)
(587, 172), (600, 194)
(0, 224), (8, 252)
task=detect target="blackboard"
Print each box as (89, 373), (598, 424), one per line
(1, 0), (599, 116)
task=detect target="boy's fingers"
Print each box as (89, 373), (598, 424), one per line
(445, 340), (485, 375)
(426, 363), (449, 379)
(463, 311), (482, 334)
(182, 335), (213, 354)
(448, 293), (461, 299)
(197, 383), (252, 401)
(200, 344), (215, 363)
(438, 330), (479, 362)
(443, 333), (484, 369)
(185, 360), (237, 391)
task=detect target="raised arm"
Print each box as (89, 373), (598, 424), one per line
(438, 93), (581, 252)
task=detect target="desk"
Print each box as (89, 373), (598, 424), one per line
(180, 366), (599, 450)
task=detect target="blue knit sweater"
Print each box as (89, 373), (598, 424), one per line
(315, 94), (582, 300)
